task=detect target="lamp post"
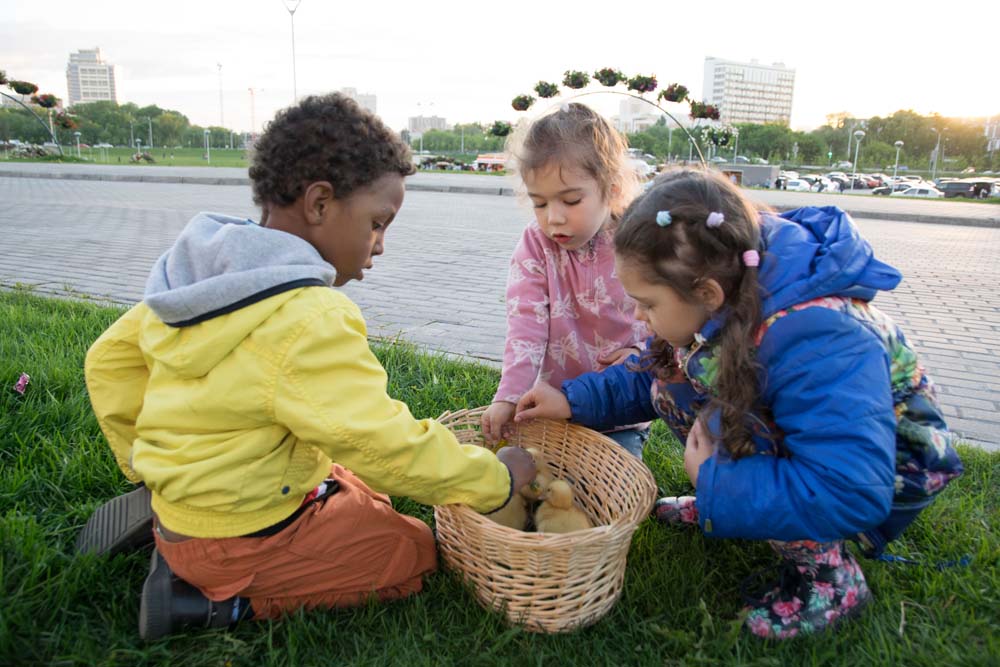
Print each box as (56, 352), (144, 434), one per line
(930, 127), (947, 181)
(73, 131), (81, 157)
(852, 129), (865, 188)
(282, 0), (302, 101)
(732, 127), (740, 164)
(893, 140), (904, 184)
(204, 129), (211, 164)
(129, 120), (135, 149)
(217, 63), (224, 129)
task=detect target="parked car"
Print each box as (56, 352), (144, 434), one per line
(784, 179), (813, 192)
(872, 182), (915, 196)
(892, 186), (944, 198)
(939, 178), (999, 199)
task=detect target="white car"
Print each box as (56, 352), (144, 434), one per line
(892, 186), (944, 198)
(784, 179), (813, 192)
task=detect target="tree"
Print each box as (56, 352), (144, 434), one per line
(155, 111), (189, 148)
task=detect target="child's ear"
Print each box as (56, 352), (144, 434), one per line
(302, 181), (336, 225)
(696, 279), (726, 313)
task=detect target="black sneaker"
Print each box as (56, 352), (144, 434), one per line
(139, 549), (237, 640)
(75, 484), (154, 556)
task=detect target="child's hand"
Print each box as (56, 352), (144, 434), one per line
(684, 418), (716, 488)
(496, 446), (538, 496)
(481, 401), (516, 445)
(514, 382), (571, 423)
(597, 346), (640, 367)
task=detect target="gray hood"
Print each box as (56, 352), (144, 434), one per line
(144, 212), (335, 326)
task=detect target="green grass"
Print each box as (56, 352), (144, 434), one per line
(1, 291), (997, 666)
(0, 146), (250, 168)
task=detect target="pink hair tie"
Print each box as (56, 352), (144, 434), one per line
(742, 250), (760, 268)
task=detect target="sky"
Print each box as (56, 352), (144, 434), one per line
(6, 1), (998, 135)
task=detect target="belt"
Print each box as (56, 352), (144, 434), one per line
(244, 479), (341, 538)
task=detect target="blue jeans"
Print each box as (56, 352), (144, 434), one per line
(856, 497), (935, 558)
(604, 428), (649, 460)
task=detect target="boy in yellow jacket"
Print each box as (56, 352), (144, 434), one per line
(79, 93), (536, 640)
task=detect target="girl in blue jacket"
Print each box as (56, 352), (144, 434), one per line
(515, 169), (963, 640)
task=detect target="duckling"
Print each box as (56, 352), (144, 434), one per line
(483, 492), (528, 530)
(519, 447), (555, 501)
(534, 480), (594, 534)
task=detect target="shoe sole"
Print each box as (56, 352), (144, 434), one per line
(76, 485), (154, 556)
(139, 549), (173, 641)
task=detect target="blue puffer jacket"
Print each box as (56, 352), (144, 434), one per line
(564, 206), (961, 542)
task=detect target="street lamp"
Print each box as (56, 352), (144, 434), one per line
(930, 127), (947, 181)
(893, 140), (904, 185)
(852, 129), (865, 188)
(204, 129), (211, 164)
(732, 127), (740, 164)
(73, 131), (81, 158)
(283, 0), (302, 101)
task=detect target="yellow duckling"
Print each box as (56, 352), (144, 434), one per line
(519, 447), (555, 502)
(534, 480), (593, 534)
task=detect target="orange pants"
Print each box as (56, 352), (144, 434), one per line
(153, 465), (438, 620)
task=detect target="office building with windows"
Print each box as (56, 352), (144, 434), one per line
(702, 57), (794, 125)
(66, 48), (118, 107)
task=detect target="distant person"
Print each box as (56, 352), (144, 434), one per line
(76, 93), (536, 640)
(480, 102), (649, 459)
(515, 168), (963, 640)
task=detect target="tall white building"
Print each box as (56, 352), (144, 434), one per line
(703, 57), (794, 125)
(339, 87), (376, 114)
(66, 48), (118, 107)
(614, 98), (662, 133)
(408, 115), (448, 134)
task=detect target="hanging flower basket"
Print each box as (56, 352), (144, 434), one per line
(489, 120), (512, 137)
(562, 70), (590, 89)
(31, 94), (58, 109)
(512, 95), (535, 112)
(659, 84), (688, 104)
(626, 75), (658, 94)
(10, 80), (39, 96)
(703, 125), (737, 147)
(0, 70), (8, 86)
(689, 101), (721, 120)
(533, 81), (560, 99)
(593, 68), (625, 87)
(54, 111), (77, 130)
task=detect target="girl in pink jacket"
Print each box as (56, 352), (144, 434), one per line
(481, 103), (649, 457)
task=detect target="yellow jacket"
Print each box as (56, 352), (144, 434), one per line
(85, 287), (511, 538)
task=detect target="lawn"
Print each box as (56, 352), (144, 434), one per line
(1, 290), (997, 667)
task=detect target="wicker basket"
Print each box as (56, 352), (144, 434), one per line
(433, 406), (657, 633)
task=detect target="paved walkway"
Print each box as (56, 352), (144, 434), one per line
(1, 162), (998, 227)
(1, 174), (997, 450)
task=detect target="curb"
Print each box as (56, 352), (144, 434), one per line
(2, 169), (997, 228)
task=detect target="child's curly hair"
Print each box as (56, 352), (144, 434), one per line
(616, 169), (766, 458)
(249, 93), (415, 207)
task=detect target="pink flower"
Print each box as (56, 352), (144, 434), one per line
(841, 587), (859, 609)
(814, 581), (835, 600)
(13, 373), (30, 395)
(773, 597), (802, 618)
(680, 506), (698, 523)
(816, 548), (843, 567)
(778, 628), (799, 639)
(824, 609), (841, 623)
(748, 615), (773, 637)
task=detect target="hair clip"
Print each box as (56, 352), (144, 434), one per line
(656, 210), (672, 227)
(706, 212), (725, 228)
(742, 250), (760, 267)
